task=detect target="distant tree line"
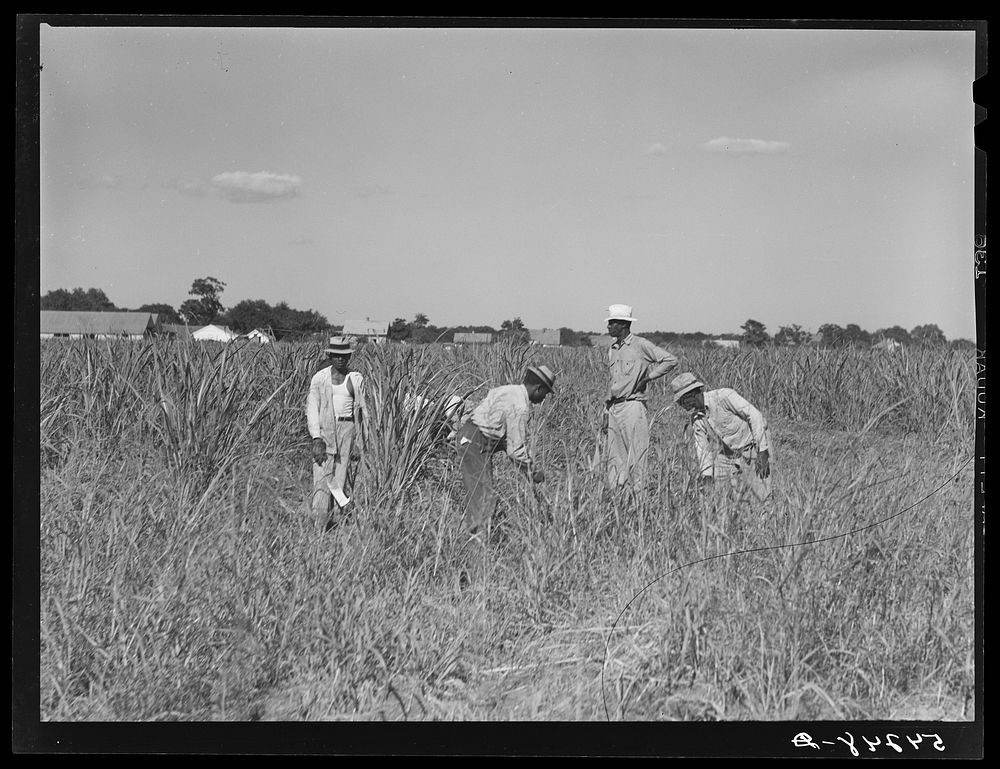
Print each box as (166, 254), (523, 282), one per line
(40, 283), (973, 349)
(730, 318), (971, 350)
(40, 278), (330, 341)
(387, 313), (594, 346)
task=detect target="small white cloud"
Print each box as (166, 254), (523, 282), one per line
(702, 137), (790, 154)
(646, 142), (669, 155)
(211, 171), (302, 203)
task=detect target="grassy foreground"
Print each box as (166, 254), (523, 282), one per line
(38, 337), (977, 722)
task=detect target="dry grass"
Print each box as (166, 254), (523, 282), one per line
(38, 338), (976, 722)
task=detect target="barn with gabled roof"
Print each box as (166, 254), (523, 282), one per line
(40, 310), (160, 340)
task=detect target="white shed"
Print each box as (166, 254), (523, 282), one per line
(193, 324), (238, 342)
(242, 328), (273, 345)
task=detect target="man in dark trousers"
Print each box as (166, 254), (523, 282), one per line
(455, 364), (556, 538)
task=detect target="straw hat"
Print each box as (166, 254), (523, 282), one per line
(323, 335), (353, 355)
(606, 304), (637, 322)
(670, 372), (705, 401)
(526, 364), (557, 393)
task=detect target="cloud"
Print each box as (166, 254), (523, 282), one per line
(701, 137), (790, 154)
(645, 142), (669, 155)
(211, 171), (302, 203)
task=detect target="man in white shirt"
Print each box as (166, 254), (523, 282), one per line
(604, 304), (679, 492)
(455, 364), (556, 537)
(671, 372), (772, 501)
(306, 336), (364, 530)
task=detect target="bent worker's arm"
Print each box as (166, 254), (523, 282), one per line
(724, 390), (771, 478)
(724, 390), (771, 453)
(692, 419), (714, 479)
(505, 406), (542, 482)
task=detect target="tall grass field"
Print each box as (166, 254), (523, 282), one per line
(37, 337), (977, 722)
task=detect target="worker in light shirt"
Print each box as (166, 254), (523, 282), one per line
(603, 304), (679, 492)
(306, 336), (364, 530)
(455, 364), (556, 537)
(670, 372), (772, 501)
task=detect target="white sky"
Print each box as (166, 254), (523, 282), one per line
(38, 22), (981, 339)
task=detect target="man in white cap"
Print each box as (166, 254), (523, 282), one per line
(455, 364), (556, 538)
(306, 336), (365, 530)
(670, 372), (772, 500)
(603, 304), (679, 492)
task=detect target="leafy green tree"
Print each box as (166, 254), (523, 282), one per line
(559, 327), (593, 347)
(818, 323), (846, 347)
(271, 302), (328, 339)
(501, 317), (525, 332)
(389, 317), (411, 342)
(500, 317), (530, 344)
(41, 287), (117, 312)
(221, 298), (327, 340)
(413, 312), (429, 329)
(910, 323), (947, 346)
(774, 324), (810, 346)
(843, 324), (872, 347)
(874, 326), (910, 345)
(224, 299), (275, 334)
(179, 276), (226, 325)
(135, 303), (182, 324)
(740, 318), (770, 347)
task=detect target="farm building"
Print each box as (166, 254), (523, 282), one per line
(343, 318), (390, 345)
(40, 310), (160, 340)
(453, 332), (493, 345)
(193, 324), (238, 343)
(528, 328), (561, 347)
(239, 328), (274, 345)
(705, 338), (741, 349)
(161, 323), (198, 340)
(587, 334), (614, 348)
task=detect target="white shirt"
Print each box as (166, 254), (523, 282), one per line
(306, 367), (363, 446)
(691, 388), (770, 476)
(470, 384), (533, 466)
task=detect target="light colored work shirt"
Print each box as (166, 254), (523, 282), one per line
(470, 384), (533, 466)
(306, 368), (363, 446)
(691, 388), (771, 476)
(608, 334), (679, 402)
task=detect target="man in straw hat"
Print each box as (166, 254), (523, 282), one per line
(670, 372), (772, 501)
(306, 335), (365, 530)
(454, 364), (556, 538)
(603, 304), (679, 492)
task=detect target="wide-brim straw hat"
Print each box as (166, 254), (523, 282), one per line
(324, 335), (353, 355)
(671, 372), (705, 401)
(606, 304), (637, 322)
(527, 364), (557, 393)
